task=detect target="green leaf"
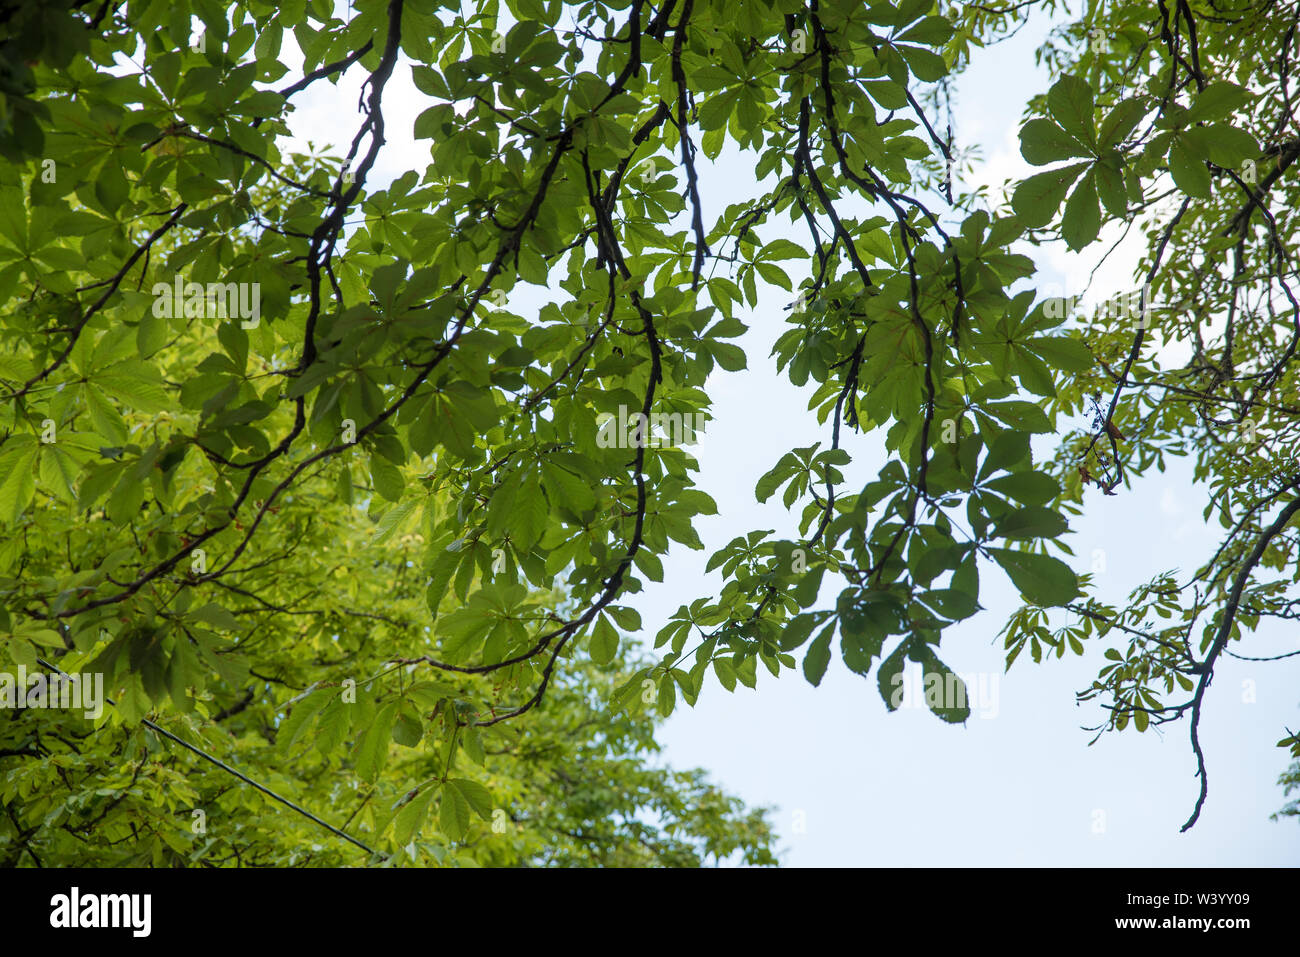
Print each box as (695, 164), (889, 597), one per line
(355, 701), (398, 782)
(755, 453), (797, 502)
(371, 498), (419, 546)
(802, 621), (835, 687)
(897, 44), (947, 82)
(22, 628), (65, 649)
(760, 239), (810, 261)
(447, 778), (493, 820)
(408, 396), (439, 457)
(839, 590), (903, 666)
(779, 612), (819, 652)
(94, 365), (170, 413)
(1011, 163), (1089, 227)
(897, 15), (952, 46)
(277, 689), (332, 753)
(713, 656), (737, 692)
(7, 636), (38, 671)
(911, 643), (971, 723)
(865, 79), (909, 110)
(1046, 74), (1096, 148)
(425, 541), (463, 620)
(1098, 98), (1148, 149)
(983, 471), (1061, 506)
(985, 400), (1053, 433)
(189, 603), (240, 632)
(1019, 119), (1092, 165)
(84, 384), (130, 445)
(392, 786), (438, 845)
(698, 88), (739, 131)
(540, 460), (596, 512)
(1094, 159), (1128, 218)
(510, 475), (547, 550)
(392, 707), (424, 746)
(0, 353), (33, 382)
(39, 446), (79, 503)
(1203, 123), (1259, 167)
(711, 341), (747, 371)
(439, 780), (470, 840)
(136, 311), (169, 358)
(989, 548), (1079, 606)
(1026, 334), (1093, 371)
(370, 455), (405, 502)
(657, 672), (677, 717)
(1185, 81), (1251, 124)
(876, 638), (910, 711)
(589, 615), (619, 665)
(1061, 170), (1101, 250)
(754, 261), (792, 291)
(314, 699), (352, 755)
(994, 505), (1069, 540)
(94, 160), (129, 211)
(1168, 140), (1211, 198)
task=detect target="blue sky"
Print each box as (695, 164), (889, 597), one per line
(642, 11), (1300, 866)
(279, 6), (1300, 865)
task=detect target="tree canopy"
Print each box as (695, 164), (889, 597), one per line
(1, 0), (1298, 864)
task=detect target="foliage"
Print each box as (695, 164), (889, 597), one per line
(1271, 730), (1300, 824)
(0, 421), (775, 865)
(0, 0), (1297, 857)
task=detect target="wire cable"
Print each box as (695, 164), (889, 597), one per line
(35, 657), (377, 859)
